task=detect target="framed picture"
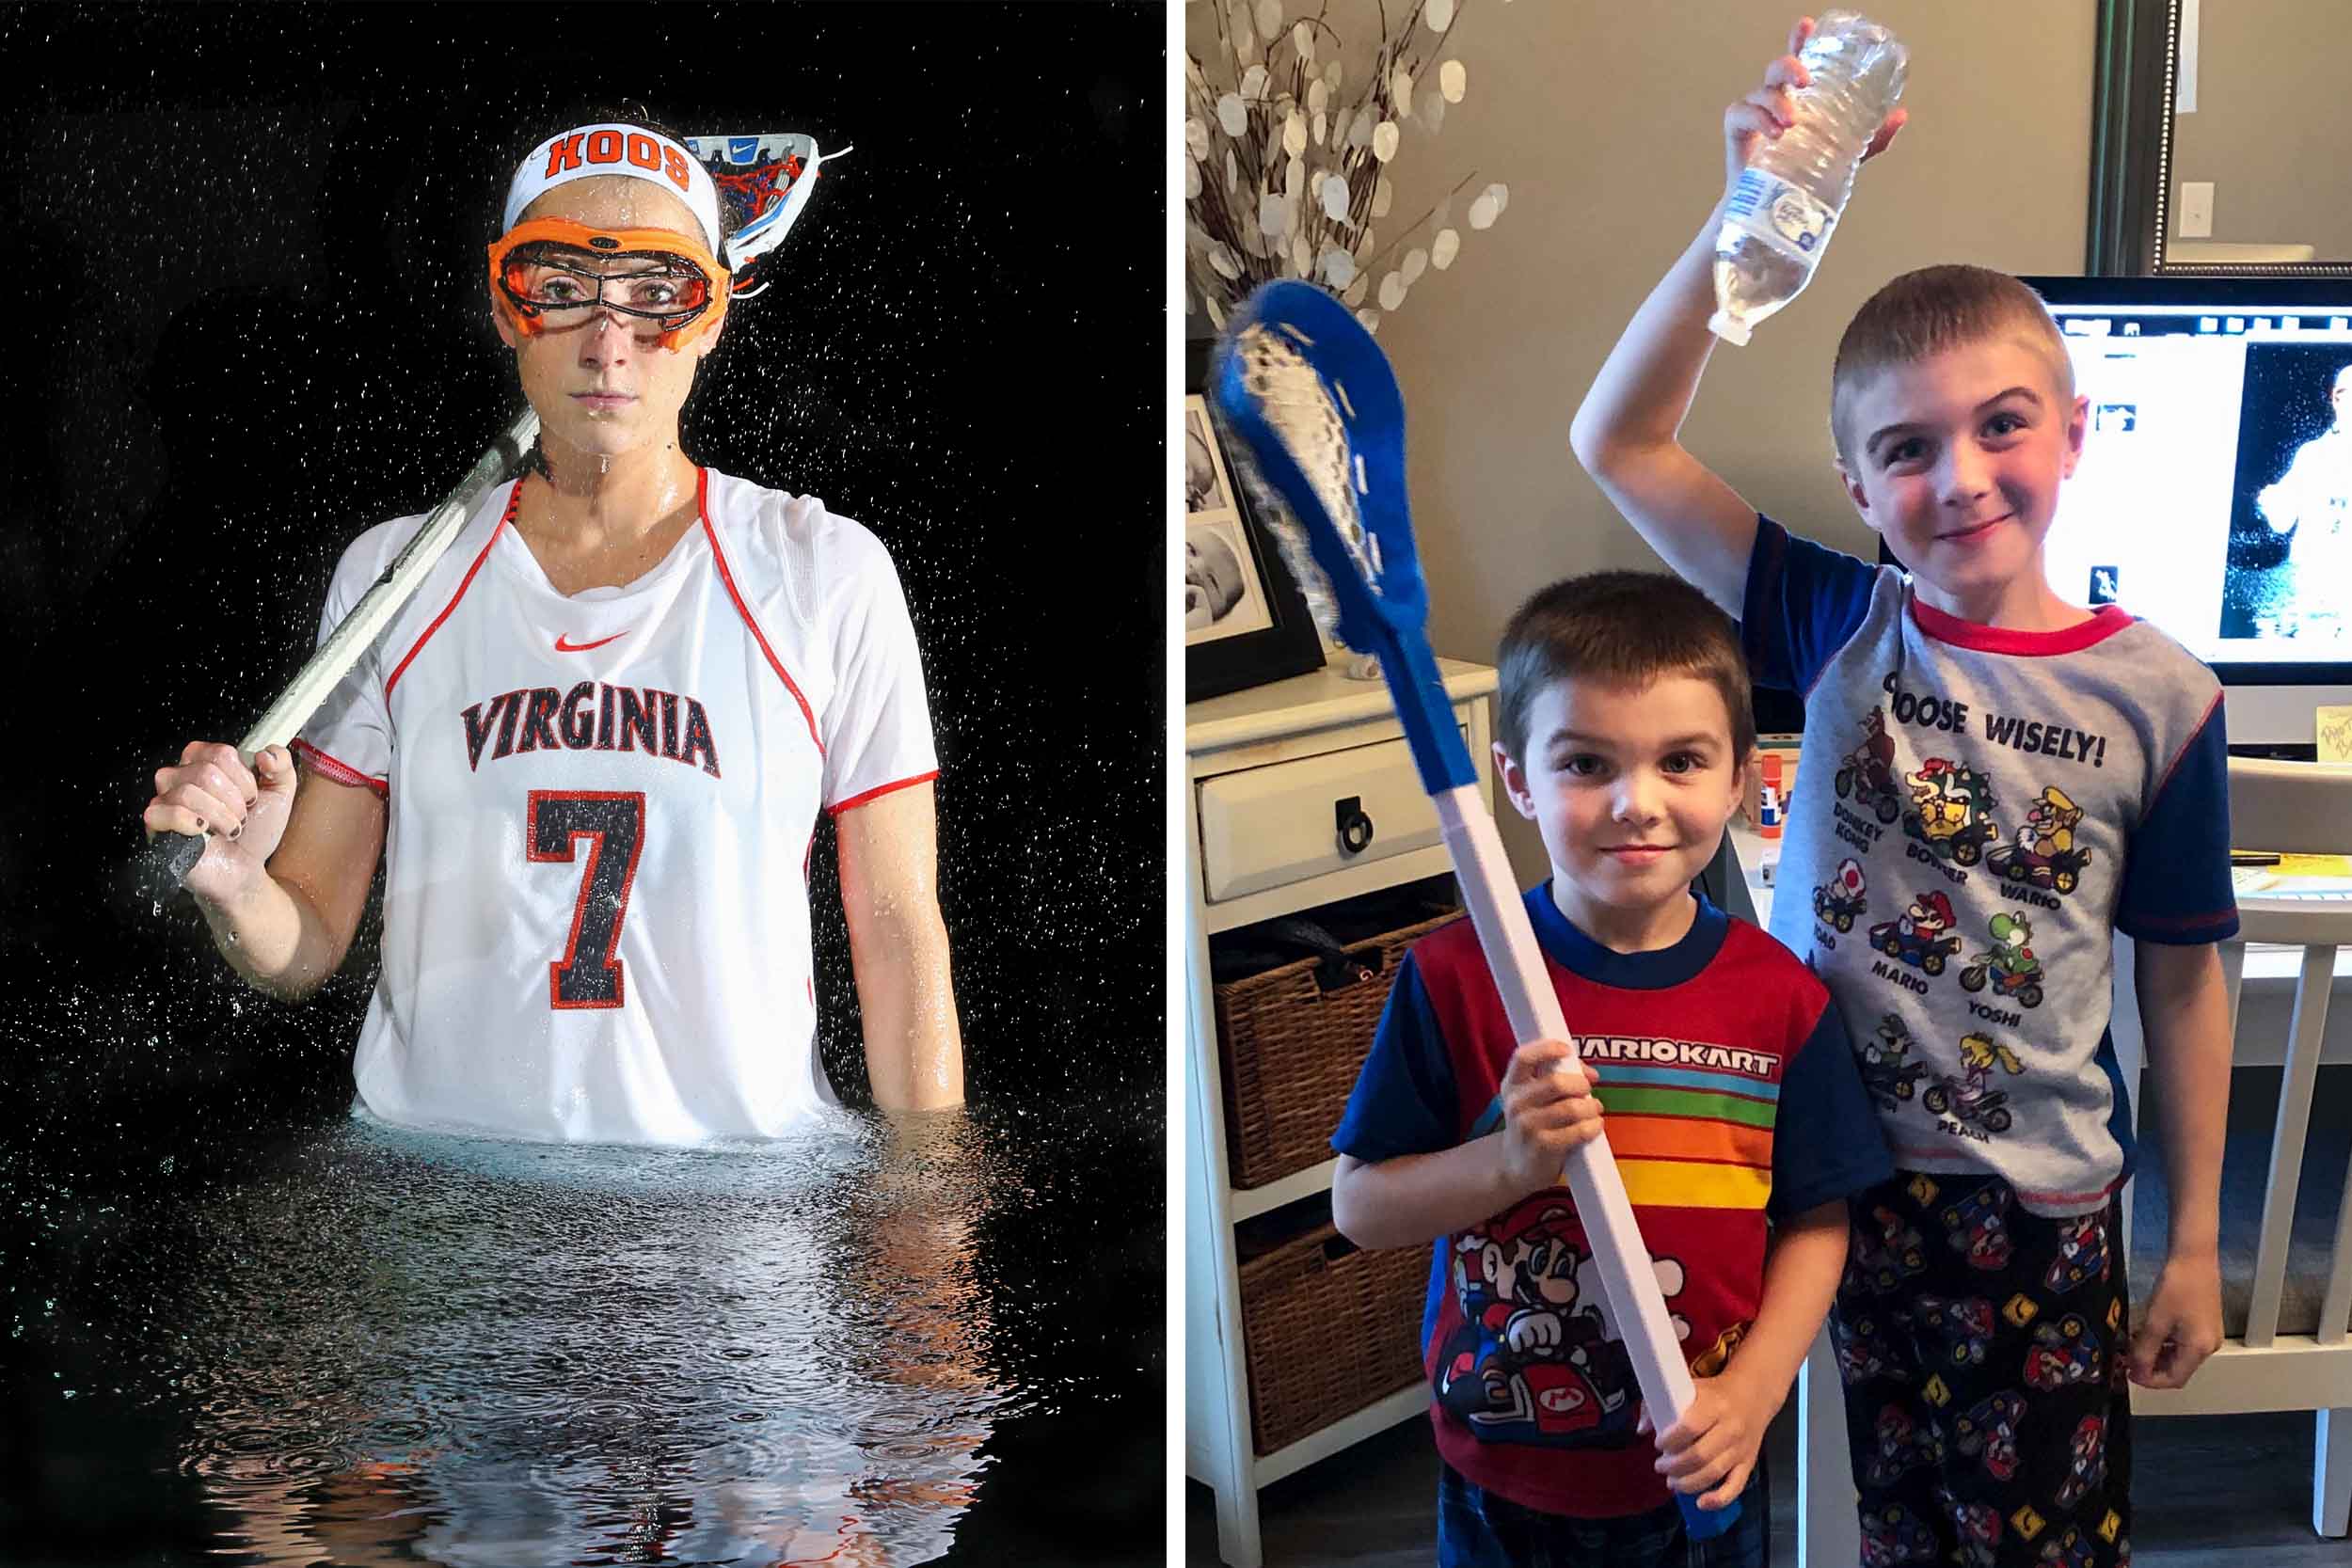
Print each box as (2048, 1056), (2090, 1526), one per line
(1184, 339), (1326, 702)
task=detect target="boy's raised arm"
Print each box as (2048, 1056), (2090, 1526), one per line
(1567, 208), (1764, 616)
(1568, 17), (1904, 616)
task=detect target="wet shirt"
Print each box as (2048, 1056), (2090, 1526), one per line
(1742, 515), (2237, 1217)
(297, 469), (937, 1143)
(1332, 890), (1888, 1518)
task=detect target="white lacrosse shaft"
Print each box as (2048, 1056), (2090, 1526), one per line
(236, 406), (540, 762)
(144, 406), (540, 892)
(1436, 784), (1701, 1427)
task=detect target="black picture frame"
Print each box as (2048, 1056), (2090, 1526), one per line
(1184, 338), (1328, 702)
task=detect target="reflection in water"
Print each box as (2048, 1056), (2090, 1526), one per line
(154, 1110), (1013, 1566)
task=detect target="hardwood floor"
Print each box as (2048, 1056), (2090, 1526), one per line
(1186, 1401), (2348, 1565)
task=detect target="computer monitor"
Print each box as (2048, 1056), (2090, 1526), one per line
(1879, 276), (2352, 753)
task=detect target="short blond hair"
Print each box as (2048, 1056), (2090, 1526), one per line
(1830, 264), (2074, 466)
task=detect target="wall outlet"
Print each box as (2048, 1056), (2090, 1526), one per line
(2179, 181), (2216, 238)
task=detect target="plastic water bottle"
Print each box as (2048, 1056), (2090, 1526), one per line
(1709, 10), (1907, 345)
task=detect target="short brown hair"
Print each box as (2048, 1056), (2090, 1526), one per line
(1830, 264), (2074, 466)
(1497, 572), (1756, 764)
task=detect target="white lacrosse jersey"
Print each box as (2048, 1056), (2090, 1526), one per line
(294, 468), (939, 1144)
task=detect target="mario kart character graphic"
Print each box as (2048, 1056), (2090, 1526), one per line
(1961, 911), (2045, 1008)
(1860, 1502), (1942, 1567)
(1940, 1180), (2015, 1269)
(1850, 1203), (1931, 1295)
(1954, 1390), (2028, 1482)
(1816, 857), (1870, 933)
(1988, 784), (2092, 895)
(1901, 757), (2001, 865)
(1857, 1013), (1930, 1114)
(1913, 1293), (1996, 1368)
(1924, 1032), (2026, 1135)
(2025, 1313), (2105, 1391)
(2054, 1414), (2108, 1509)
(2043, 1212), (2112, 1295)
(1870, 890), (1963, 976)
(1831, 1308), (1903, 1384)
(1434, 1204), (1686, 1444)
(2036, 1527), (2100, 1568)
(1950, 1499), (2005, 1568)
(1864, 1403), (1946, 1487)
(1836, 707), (1904, 825)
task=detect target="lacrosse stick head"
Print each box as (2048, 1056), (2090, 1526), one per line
(683, 134), (851, 300)
(1205, 281), (1427, 660)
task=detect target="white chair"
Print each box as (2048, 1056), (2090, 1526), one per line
(1796, 756), (2352, 1565)
(2114, 755), (2352, 1537)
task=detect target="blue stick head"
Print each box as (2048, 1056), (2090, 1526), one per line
(1204, 280), (1427, 657)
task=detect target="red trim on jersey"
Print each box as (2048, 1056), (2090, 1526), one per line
(289, 737), (389, 799)
(697, 467), (825, 757)
(829, 769), (939, 816)
(1906, 594), (2133, 656)
(385, 479), (524, 699)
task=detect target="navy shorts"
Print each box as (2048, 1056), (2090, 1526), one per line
(1436, 1456), (1769, 1568)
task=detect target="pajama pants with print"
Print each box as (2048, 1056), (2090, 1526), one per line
(1830, 1171), (2132, 1568)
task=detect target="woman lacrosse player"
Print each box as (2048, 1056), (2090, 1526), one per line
(140, 119), (962, 1142)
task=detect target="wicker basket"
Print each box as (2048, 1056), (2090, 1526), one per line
(1213, 908), (1458, 1190)
(1237, 1214), (1430, 1455)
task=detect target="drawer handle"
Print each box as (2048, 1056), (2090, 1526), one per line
(1334, 796), (1375, 858)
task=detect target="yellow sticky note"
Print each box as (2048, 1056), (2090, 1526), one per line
(2319, 705), (2352, 764)
(2276, 853), (2352, 878)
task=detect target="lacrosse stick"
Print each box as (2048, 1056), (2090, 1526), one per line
(1208, 279), (1738, 1538)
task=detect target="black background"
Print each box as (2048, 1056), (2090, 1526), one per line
(0, 3), (1165, 1562)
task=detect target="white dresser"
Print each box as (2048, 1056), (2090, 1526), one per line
(1183, 657), (1499, 1568)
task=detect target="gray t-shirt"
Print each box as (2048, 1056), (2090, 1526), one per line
(1743, 517), (2237, 1217)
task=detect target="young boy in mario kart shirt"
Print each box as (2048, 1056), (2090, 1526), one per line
(1332, 572), (1891, 1568)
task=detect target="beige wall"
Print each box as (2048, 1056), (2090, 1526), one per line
(2168, 0), (2352, 258)
(1337, 1), (2098, 881)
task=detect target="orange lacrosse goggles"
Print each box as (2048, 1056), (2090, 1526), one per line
(487, 218), (731, 351)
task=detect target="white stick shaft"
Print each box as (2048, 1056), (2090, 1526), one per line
(1436, 784), (1700, 1428)
(235, 408), (540, 762)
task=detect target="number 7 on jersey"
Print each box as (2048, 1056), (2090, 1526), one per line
(526, 790), (647, 1009)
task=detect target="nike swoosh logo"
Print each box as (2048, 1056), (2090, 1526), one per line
(554, 631), (628, 653)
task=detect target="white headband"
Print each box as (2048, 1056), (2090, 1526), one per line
(501, 123), (724, 259)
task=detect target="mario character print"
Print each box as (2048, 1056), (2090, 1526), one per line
(1865, 1402), (1947, 1488)
(1940, 1179), (2016, 1270)
(1861, 1501), (1942, 1566)
(1988, 785), (2092, 895)
(1816, 856), (1870, 934)
(1953, 1389), (2028, 1482)
(1850, 1203), (1931, 1295)
(1856, 1013), (1929, 1114)
(1434, 1203), (1683, 1446)
(2024, 1312), (2105, 1392)
(1925, 1032), (2026, 1139)
(1838, 706), (1904, 825)
(1913, 1293), (1997, 1368)
(2042, 1212), (2113, 1295)
(1870, 890), (1962, 977)
(1901, 757), (2001, 866)
(1961, 911), (2045, 1008)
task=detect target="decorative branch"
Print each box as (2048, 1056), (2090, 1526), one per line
(1183, 0), (1509, 334)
